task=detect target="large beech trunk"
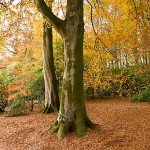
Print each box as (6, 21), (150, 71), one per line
(49, 1), (96, 139)
(34, 0), (97, 140)
(42, 23), (59, 113)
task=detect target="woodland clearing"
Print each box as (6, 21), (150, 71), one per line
(0, 98), (150, 150)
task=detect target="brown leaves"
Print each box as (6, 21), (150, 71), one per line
(0, 99), (150, 149)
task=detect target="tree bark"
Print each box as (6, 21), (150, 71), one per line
(42, 23), (59, 113)
(34, 0), (97, 139)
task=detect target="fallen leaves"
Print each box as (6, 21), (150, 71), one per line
(0, 98), (150, 150)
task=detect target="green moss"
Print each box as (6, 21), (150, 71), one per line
(57, 123), (66, 140)
(75, 115), (87, 137)
(49, 121), (59, 134)
(57, 121), (73, 140)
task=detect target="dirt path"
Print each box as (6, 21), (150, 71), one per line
(0, 98), (150, 150)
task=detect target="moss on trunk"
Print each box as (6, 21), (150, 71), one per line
(47, 0), (97, 139)
(49, 115), (97, 140)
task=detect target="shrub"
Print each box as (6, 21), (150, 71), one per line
(84, 62), (150, 98)
(5, 94), (29, 117)
(28, 68), (45, 101)
(0, 82), (8, 112)
(85, 86), (95, 99)
(0, 67), (16, 112)
(22, 69), (45, 111)
(0, 88), (8, 112)
(131, 87), (150, 102)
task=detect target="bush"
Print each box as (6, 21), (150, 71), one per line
(22, 69), (45, 111)
(84, 63), (150, 98)
(5, 94), (29, 117)
(0, 67), (16, 112)
(28, 69), (45, 101)
(0, 88), (8, 112)
(0, 83), (8, 112)
(111, 66), (150, 97)
(131, 87), (150, 102)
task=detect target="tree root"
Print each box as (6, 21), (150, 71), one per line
(48, 117), (99, 140)
(49, 120), (74, 140)
(49, 121), (59, 134)
(41, 105), (53, 114)
(85, 117), (100, 131)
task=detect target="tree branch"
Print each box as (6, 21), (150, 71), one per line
(3, 46), (17, 54)
(86, 0), (119, 61)
(34, 0), (64, 35)
(0, 2), (8, 8)
(131, 0), (138, 18)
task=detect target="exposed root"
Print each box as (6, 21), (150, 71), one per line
(57, 122), (67, 140)
(49, 121), (59, 134)
(49, 120), (74, 140)
(41, 106), (53, 114)
(85, 117), (100, 131)
(48, 117), (98, 140)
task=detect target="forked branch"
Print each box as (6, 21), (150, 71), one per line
(34, 0), (64, 35)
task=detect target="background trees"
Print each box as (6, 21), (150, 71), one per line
(84, 0), (150, 97)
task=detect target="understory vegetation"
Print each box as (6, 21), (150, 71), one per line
(0, 63), (149, 116)
(131, 87), (150, 102)
(5, 94), (29, 117)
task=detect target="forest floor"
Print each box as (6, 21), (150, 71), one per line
(0, 97), (150, 150)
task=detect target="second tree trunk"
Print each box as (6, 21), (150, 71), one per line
(42, 23), (59, 113)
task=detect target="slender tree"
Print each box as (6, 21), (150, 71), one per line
(42, 22), (59, 113)
(42, 1), (59, 114)
(34, 0), (96, 139)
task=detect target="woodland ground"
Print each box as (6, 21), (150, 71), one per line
(0, 97), (150, 150)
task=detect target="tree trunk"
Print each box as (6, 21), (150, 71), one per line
(42, 23), (59, 113)
(34, 0), (97, 140)
(49, 1), (96, 139)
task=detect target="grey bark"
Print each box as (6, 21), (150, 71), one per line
(34, 0), (96, 139)
(42, 23), (59, 113)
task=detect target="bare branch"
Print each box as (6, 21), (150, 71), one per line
(3, 46), (17, 54)
(132, 0), (138, 18)
(60, 0), (65, 18)
(0, 2), (8, 8)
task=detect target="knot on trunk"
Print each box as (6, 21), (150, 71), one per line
(69, 11), (76, 17)
(44, 19), (52, 28)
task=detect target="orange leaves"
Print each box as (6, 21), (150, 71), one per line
(8, 94), (16, 101)
(7, 85), (28, 101)
(7, 85), (22, 92)
(10, 70), (22, 75)
(84, 0), (149, 71)
(7, 85), (27, 101)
